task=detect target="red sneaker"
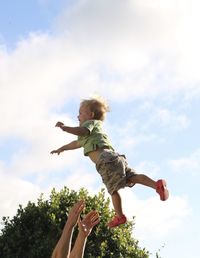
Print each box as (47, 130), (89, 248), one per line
(156, 179), (169, 201)
(107, 215), (127, 228)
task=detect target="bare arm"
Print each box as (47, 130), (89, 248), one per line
(69, 211), (100, 258)
(51, 201), (85, 258)
(55, 122), (89, 136)
(51, 223), (74, 258)
(50, 140), (81, 155)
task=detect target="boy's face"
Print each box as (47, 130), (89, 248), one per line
(78, 105), (93, 125)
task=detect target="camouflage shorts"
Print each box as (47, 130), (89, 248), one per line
(96, 150), (137, 195)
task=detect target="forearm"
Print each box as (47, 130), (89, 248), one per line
(59, 141), (80, 151)
(61, 126), (89, 136)
(69, 233), (87, 258)
(51, 225), (74, 258)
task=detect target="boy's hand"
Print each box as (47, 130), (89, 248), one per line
(55, 121), (64, 128)
(50, 149), (62, 155)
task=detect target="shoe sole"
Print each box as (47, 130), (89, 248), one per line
(157, 180), (169, 201)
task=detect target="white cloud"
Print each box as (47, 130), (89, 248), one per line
(169, 149), (200, 175)
(0, 170), (41, 223)
(138, 101), (191, 132)
(0, 158), (98, 223)
(61, 167), (99, 193)
(0, 0), (199, 142)
(57, 0), (177, 49)
(54, 0), (200, 97)
(150, 108), (190, 131)
(120, 189), (190, 240)
(135, 160), (161, 178)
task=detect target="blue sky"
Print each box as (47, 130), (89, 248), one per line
(1, 0), (200, 257)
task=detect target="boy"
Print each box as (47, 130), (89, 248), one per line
(51, 97), (169, 228)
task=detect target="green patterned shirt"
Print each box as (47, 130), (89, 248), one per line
(77, 120), (114, 156)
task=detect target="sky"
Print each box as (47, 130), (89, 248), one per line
(0, 0), (200, 257)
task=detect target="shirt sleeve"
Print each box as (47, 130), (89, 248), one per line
(81, 120), (96, 133)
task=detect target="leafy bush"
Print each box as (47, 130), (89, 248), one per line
(0, 187), (149, 258)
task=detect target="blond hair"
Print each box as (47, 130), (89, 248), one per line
(80, 96), (110, 121)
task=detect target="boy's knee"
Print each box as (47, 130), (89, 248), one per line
(126, 176), (136, 187)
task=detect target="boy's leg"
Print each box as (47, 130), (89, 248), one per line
(127, 174), (169, 201)
(111, 191), (123, 217)
(107, 191), (127, 228)
(128, 174), (156, 189)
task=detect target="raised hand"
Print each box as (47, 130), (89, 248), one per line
(78, 210), (100, 237)
(67, 200), (85, 228)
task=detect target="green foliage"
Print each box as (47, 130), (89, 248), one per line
(0, 187), (150, 258)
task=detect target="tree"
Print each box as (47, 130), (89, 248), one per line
(0, 187), (149, 258)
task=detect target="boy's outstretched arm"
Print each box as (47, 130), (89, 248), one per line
(55, 121), (89, 136)
(50, 140), (81, 155)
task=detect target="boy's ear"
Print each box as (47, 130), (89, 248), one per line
(91, 112), (95, 118)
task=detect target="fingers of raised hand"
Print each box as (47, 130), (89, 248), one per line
(67, 201), (85, 227)
(82, 211), (100, 229)
(69, 200), (85, 218)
